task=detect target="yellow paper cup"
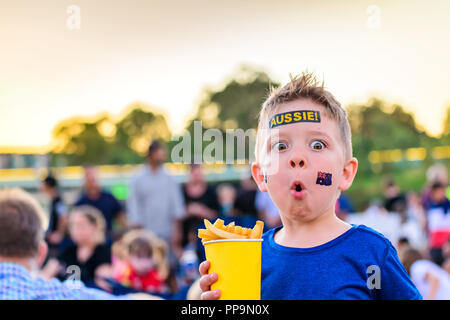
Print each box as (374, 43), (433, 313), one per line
(203, 238), (263, 300)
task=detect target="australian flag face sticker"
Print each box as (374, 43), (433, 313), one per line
(316, 171), (332, 186)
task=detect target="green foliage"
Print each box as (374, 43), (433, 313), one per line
(51, 103), (171, 166)
(193, 65), (280, 131)
(170, 65), (278, 163)
(348, 98), (438, 175)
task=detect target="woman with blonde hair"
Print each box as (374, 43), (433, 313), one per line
(42, 205), (112, 290)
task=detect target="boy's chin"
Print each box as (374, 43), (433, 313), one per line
(285, 205), (314, 220)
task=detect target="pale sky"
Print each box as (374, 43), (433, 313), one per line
(1, 0), (449, 148)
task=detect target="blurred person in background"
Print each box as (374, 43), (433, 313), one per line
(75, 166), (126, 241)
(183, 164), (219, 221)
(406, 191), (427, 232)
(233, 170), (259, 218)
(422, 164), (448, 211)
(426, 181), (450, 266)
(216, 183), (237, 217)
(181, 164), (219, 260)
(0, 188), (154, 299)
(127, 140), (185, 260)
(398, 191), (428, 251)
(335, 193), (355, 222)
(114, 230), (169, 295)
(348, 198), (400, 244)
(42, 205), (113, 291)
(40, 175), (68, 258)
(396, 237), (412, 260)
(188, 182), (237, 263)
(383, 178), (407, 213)
(255, 189), (281, 229)
(402, 247), (450, 300)
(442, 239), (450, 274)
(364, 198), (388, 216)
(394, 191), (428, 252)
(220, 171), (262, 231)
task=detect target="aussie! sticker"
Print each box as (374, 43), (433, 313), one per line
(269, 110), (321, 129)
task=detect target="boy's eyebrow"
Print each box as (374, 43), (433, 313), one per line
(305, 130), (332, 139)
(267, 129), (337, 145)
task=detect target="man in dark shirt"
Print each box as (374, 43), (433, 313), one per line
(75, 166), (126, 238)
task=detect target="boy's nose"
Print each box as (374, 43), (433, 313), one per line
(289, 157), (305, 169)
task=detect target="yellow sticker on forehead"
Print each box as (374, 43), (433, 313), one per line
(269, 110), (320, 128)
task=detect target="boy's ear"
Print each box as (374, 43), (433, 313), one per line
(251, 162), (268, 192)
(338, 157), (358, 191)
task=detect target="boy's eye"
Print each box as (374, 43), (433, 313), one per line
(273, 142), (288, 151)
(310, 140), (325, 150)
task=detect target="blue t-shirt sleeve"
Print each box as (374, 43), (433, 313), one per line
(378, 243), (422, 300)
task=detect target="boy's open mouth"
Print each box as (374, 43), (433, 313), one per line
(290, 180), (306, 199)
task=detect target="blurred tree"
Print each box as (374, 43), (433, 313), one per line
(346, 98), (441, 210)
(347, 98), (436, 173)
(51, 104), (171, 166)
(51, 116), (111, 165)
(192, 65), (279, 130)
(111, 104), (172, 164)
(177, 65), (279, 163)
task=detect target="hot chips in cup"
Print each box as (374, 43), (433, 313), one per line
(198, 219), (264, 300)
(198, 219), (264, 243)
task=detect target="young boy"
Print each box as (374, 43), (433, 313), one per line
(198, 72), (422, 300)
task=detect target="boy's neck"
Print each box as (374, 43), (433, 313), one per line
(274, 210), (352, 249)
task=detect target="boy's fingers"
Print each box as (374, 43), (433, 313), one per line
(201, 289), (221, 300)
(199, 272), (218, 292)
(199, 260), (210, 276)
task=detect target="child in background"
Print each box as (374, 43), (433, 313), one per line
(113, 230), (169, 294)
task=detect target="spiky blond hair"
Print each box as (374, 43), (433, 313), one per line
(255, 72), (352, 163)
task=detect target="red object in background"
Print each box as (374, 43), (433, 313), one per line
(116, 264), (164, 293)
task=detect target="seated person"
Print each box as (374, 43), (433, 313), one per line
(42, 205), (112, 290)
(0, 188), (157, 300)
(113, 230), (170, 295)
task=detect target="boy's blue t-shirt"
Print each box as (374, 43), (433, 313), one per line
(261, 224), (422, 300)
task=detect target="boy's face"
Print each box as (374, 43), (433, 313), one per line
(252, 98), (358, 223)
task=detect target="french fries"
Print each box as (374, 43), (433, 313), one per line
(198, 218), (264, 243)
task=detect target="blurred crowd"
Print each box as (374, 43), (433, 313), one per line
(37, 141), (282, 299)
(346, 163), (450, 299)
(33, 142), (450, 299)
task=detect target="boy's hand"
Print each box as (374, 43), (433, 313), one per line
(199, 261), (221, 300)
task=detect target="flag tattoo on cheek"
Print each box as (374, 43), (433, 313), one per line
(316, 171), (332, 186)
